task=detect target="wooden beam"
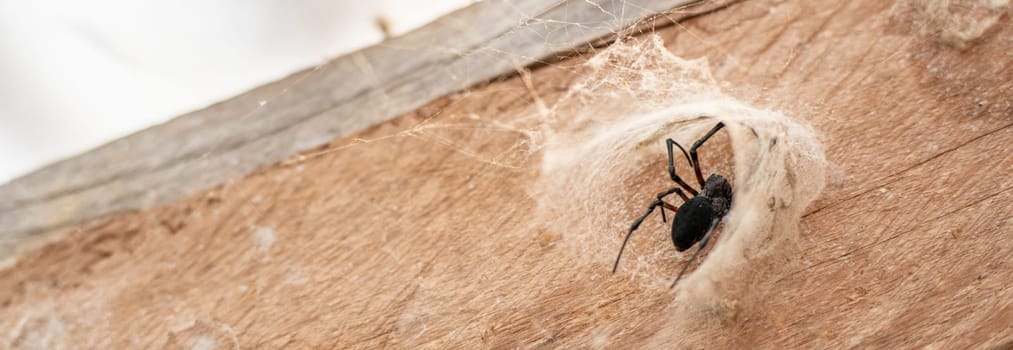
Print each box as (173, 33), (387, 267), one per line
(0, 0), (726, 259)
(0, 0), (1009, 348)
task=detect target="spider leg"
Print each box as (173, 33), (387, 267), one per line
(666, 138), (698, 195)
(613, 188), (688, 274)
(613, 199), (665, 273)
(670, 218), (719, 289)
(656, 187), (687, 223)
(689, 122), (726, 187)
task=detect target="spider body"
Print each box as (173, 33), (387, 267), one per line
(611, 121), (733, 288)
(673, 174), (731, 251)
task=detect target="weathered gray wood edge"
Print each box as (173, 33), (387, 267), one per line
(0, 0), (718, 259)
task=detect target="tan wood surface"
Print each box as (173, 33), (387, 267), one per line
(0, 0), (1009, 348)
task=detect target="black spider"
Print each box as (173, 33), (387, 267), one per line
(611, 122), (733, 288)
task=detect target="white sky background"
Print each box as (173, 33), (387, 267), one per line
(0, 0), (471, 183)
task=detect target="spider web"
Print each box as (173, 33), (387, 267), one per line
(532, 35), (829, 289)
(519, 34), (829, 342)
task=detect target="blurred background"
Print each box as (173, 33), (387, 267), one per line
(0, 0), (471, 183)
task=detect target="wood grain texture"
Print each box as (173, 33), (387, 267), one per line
(0, 0), (724, 260)
(0, 0), (1010, 348)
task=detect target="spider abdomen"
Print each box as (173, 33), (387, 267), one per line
(672, 197), (715, 251)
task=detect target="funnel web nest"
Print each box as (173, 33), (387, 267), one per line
(533, 35), (828, 298)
